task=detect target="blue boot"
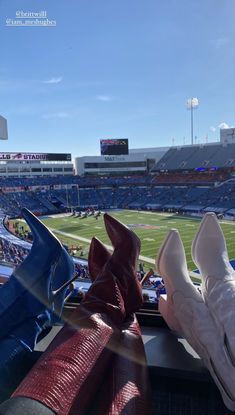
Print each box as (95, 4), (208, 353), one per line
(0, 311), (51, 403)
(0, 208), (75, 339)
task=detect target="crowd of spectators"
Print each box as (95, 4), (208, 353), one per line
(0, 170), (234, 217)
(74, 262), (89, 279)
(0, 238), (29, 267)
(0, 236), (90, 281)
(0, 233), (162, 304)
(10, 221), (33, 242)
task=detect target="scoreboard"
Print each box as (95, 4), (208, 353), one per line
(100, 139), (129, 155)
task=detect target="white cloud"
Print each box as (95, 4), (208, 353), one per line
(209, 123), (235, 131)
(43, 76), (63, 84)
(213, 37), (229, 49)
(42, 112), (69, 119)
(96, 95), (113, 102)
(219, 122), (230, 129)
(42, 106), (90, 120)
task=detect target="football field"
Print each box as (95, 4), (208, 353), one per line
(16, 210), (235, 276)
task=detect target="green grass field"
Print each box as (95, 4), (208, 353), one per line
(13, 210), (235, 277)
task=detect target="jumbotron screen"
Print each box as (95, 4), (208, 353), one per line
(100, 139), (129, 155)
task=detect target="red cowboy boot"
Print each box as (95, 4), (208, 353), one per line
(103, 213), (143, 315)
(88, 232), (151, 415)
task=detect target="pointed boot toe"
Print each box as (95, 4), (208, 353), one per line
(88, 237), (111, 282)
(192, 212), (234, 280)
(104, 213), (140, 267)
(104, 213), (143, 314)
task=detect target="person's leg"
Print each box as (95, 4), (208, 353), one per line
(157, 227), (235, 411)
(4, 214), (141, 415)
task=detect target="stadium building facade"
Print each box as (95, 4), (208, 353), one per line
(75, 130), (235, 177)
(75, 146), (169, 176)
(0, 153), (74, 178)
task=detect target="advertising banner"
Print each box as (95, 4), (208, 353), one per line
(0, 153), (71, 161)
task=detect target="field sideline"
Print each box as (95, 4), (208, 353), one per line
(13, 210), (235, 275)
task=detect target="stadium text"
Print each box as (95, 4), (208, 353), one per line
(0, 153), (71, 161)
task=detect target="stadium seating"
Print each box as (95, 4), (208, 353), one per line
(0, 168), (234, 218)
(0, 182), (233, 216)
(152, 143), (235, 171)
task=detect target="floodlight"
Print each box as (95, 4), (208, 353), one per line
(186, 98), (199, 145)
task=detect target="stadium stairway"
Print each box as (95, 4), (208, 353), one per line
(35, 193), (59, 214)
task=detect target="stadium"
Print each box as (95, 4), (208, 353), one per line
(1, 124), (235, 413)
(1, 129), (235, 275)
(2, 1), (235, 413)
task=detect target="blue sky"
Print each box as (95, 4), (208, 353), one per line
(0, 0), (235, 157)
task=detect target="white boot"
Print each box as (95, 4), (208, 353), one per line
(192, 213), (234, 279)
(157, 229), (235, 411)
(157, 229), (197, 333)
(192, 213), (235, 365)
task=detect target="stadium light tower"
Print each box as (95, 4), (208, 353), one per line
(0, 115), (8, 140)
(186, 98), (199, 145)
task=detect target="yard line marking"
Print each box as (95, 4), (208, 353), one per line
(50, 228), (156, 264)
(143, 238), (155, 242)
(49, 213), (71, 219)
